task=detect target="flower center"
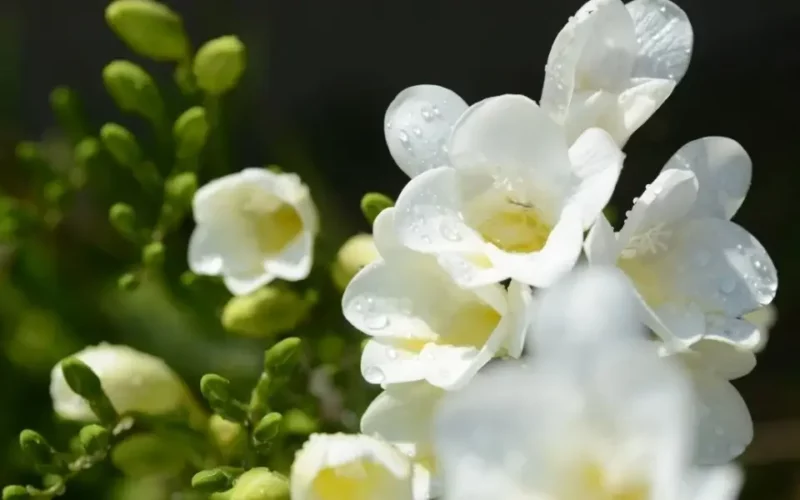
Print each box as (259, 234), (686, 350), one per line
(312, 460), (393, 500)
(476, 198), (551, 253)
(560, 461), (650, 500)
(240, 199), (303, 255)
(441, 302), (502, 348)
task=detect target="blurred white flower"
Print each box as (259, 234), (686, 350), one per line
(188, 168), (318, 295)
(434, 267), (742, 500)
(361, 382), (445, 500)
(541, 0), (693, 146)
(291, 433), (414, 500)
(50, 343), (196, 422)
(585, 137), (777, 349)
(343, 208), (532, 389)
(389, 94), (624, 288)
(662, 338), (754, 465)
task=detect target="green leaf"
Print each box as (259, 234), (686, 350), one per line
(105, 0), (189, 61)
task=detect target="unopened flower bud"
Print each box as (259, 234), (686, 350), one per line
(193, 36), (246, 95)
(264, 337), (302, 376)
(209, 415), (247, 462)
(19, 430), (57, 469)
(201, 374), (247, 422)
(221, 287), (314, 338)
(2, 486), (31, 500)
(105, 0), (189, 61)
(174, 107), (209, 161)
(222, 468), (289, 500)
(78, 424), (110, 457)
(109, 203), (141, 243)
(103, 61), (164, 121)
(142, 241), (165, 269)
(331, 233), (379, 291)
(360, 192), (393, 225)
(192, 468), (238, 493)
(100, 123), (142, 168)
(252, 412), (282, 447)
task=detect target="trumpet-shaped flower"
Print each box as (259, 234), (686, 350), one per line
(661, 338), (754, 465)
(434, 267), (742, 500)
(387, 94), (624, 288)
(541, 0), (693, 146)
(188, 168), (318, 295)
(361, 382), (445, 500)
(291, 433), (413, 500)
(343, 208), (532, 389)
(585, 137), (778, 348)
(50, 344), (198, 422)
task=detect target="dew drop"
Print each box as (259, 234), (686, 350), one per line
(421, 106), (433, 122)
(398, 130), (409, 144)
(440, 220), (462, 242)
(421, 234), (432, 244)
(632, 196), (639, 204)
(385, 121), (392, 130)
(719, 277), (736, 294)
(432, 105), (442, 117)
(412, 126), (423, 137)
(365, 313), (389, 330)
(386, 347), (398, 360)
(364, 366), (385, 384)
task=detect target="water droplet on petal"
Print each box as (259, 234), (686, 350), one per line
(364, 366), (385, 384)
(412, 126), (423, 137)
(421, 234), (432, 244)
(432, 105), (442, 117)
(719, 277), (736, 294)
(421, 106), (433, 122)
(398, 130), (409, 144)
(440, 220), (462, 242)
(385, 121), (392, 130)
(386, 347), (398, 360)
(365, 313), (389, 330)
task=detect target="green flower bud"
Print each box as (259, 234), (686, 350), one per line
(74, 137), (102, 172)
(78, 424), (110, 457)
(252, 412), (282, 447)
(331, 233), (379, 291)
(263, 337), (302, 375)
(118, 272), (140, 291)
(100, 123), (142, 167)
(180, 270), (199, 287)
(174, 107), (209, 160)
(59, 357), (119, 423)
(109, 203), (141, 243)
(165, 172), (197, 209)
(50, 86), (87, 142)
(105, 0), (189, 61)
(174, 62), (198, 96)
(2, 486), (30, 500)
(201, 374), (247, 422)
(248, 372), (272, 422)
(192, 467), (243, 493)
(360, 192), (394, 225)
(103, 61), (164, 121)
(193, 36), (246, 95)
(142, 241), (165, 269)
(111, 433), (187, 478)
(15, 141), (48, 174)
(221, 287), (314, 339)
(43, 181), (68, 206)
(208, 415), (247, 462)
(223, 468), (290, 500)
(19, 430), (57, 469)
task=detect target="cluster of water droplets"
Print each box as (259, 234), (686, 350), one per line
(385, 102), (451, 173)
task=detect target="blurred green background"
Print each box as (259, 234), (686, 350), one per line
(1, 0), (799, 497)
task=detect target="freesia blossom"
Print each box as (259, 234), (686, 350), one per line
(661, 338), (754, 465)
(585, 137), (778, 349)
(290, 433), (413, 500)
(188, 168), (318, 295)
(434, 267), (742, 500)
(50, 344), (199, 423)
(361, 382), (445, 500)
(343, 208), (532, 389)
(386, 93), (624, 288)
(541, 0), (693, 146)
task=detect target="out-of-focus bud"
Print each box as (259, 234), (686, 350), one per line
(360, 192), (394, 225)
(51, 344), (195, 423)
(174, 107), (209, 161)
(158, 172), (198, 233)
(331, 233), (379, 291)
(105, 0), (189, 61)
(50, 86), (87, 142)
(282, 409), (317, 436)
(213, 468), (290, 500)
(111, 433), (187, 478)
(193, 36), (246, 95)
(73, 137), (103, 178)
(103, 61), (164, 122)
(142, 241), (165, 269)
(2, 486), (31, 500)
(117, 272), (141, 291)
(78, 424), (110, 458)
(192, 468), (240, 493)
(100, 123), (142, 168)
(221, 287), (314, 338)
(264, 338), (302, 376)
(200, 374), (247, 423)
(109, 203), (141, 243)
(19, 430), (59, 471)
(208, 415), (247, 462)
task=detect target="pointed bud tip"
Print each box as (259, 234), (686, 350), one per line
(360, 192), (394, 225)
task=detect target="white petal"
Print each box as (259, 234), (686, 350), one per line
(667, 218), (778, 317)
(384, 85), (469, 178)
(361, 339), (426, 385)
(743, 305), (777, 352)
(617, 168), (698, 247)
(372, 207), (403, 257)
(448, 95), (572, 195)
(627, 0), (694, 82)
(419, 344), (485, 389)
(487, 205), (584, 288)
(361, 383), (443, 457)
(690, 369), (753, 465)
(192, 172), (243, 224)
(503, 281), (534, 358)
(662, 137), (752, 220)
(565, 127), (625, 228)
(436, 253), (510, 289)
(223, 272), (275, 296)
(188, 225), (224, 275)
(704, 315), (762, 354)
(615, 78), (675, 144)
(265, 231), (313, 281)
(689, 337), (757, 380)
(651, 301), (706, 346)
(584, 214), (620, 265)
(394, 167), (486, 255)
(686, 465), (743, 500)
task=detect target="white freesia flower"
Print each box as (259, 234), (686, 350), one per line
(50, 343), (196, 422)
(541, 0), (693, 146)
(743, 304), (777, 353)
(585, 137), (777, 348)
(661, 338), (754, 465)
(387, 94), (624, 288)
(188, 168), (318, 296)
(343, 208), (532, 389)
(434, 267), (742, 500)
(361, 382), (445, 500)
(291, 433), (413, 500)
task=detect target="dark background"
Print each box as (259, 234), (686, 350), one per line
(1, 0), (800, 496)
